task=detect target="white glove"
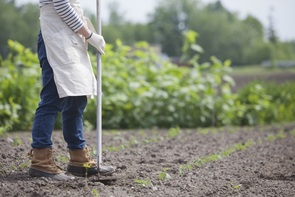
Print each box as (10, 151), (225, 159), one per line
(87, 32), (105, 54)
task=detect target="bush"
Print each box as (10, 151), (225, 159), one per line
(0, 40), (40, 133)
(85, 39), (235, 128)
(1, 37), (295, 133)
(232, 81), (295, 126)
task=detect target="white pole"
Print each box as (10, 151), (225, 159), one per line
(96, 0), (102, 166)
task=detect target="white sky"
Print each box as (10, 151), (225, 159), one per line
(18, 0), (295, 41)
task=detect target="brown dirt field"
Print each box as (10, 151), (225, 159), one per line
(1, 123), (295, 197)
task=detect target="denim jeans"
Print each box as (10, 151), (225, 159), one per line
(31, 32), (86, 150)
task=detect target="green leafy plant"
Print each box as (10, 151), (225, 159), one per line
(158, 168), (172, 181)
(135, 178), (153, 188)
(18, 159), (30, 170)
(56, 155), (69, 163)
(168, 127), (181, 138)
(179, 139), (255, 175)
(226, 181), (242, 190)
(83, 162), (91, 178)
(0, 40), (40, 132)
(2, 36), (295, 131)
(179, 163), (194, 175)
(267, 130), (286, 141)
(92, 189), (99, 197)
(12, 137), (22, 146)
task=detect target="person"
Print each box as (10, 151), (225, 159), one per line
(28, 0), (115, 181)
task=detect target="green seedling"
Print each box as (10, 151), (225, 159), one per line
(104, 135), (160, 152)
(128, 137), (140, 147)
(138, 129), (146, 136)
(221, 147), (235, 157)
(179, 163), (194, 175)
(18, 159), (30, 170)
(227, 181), (242, 190)
(158, 168), (172, 181)
(0, 163), (6, 175)
(10, 164), (17, 171)
(168, 127), (181, 138)
(198, 128), (210, 135)
(194, 154), (222, 167)
(92, 189), (99, 197)
(276, 130), (286, 139)
(135, 179), (152, 188)
(290, 129), (295, 137)
(180, 139), (255, 175)
(267, 130), (286, 141)
(143, 137), (158, 144)
(56, 155), (68, 163)
(267, 134), (275, 141)
(105, 145), (120, 152)
(83, 162), (91, 178)
(12, 137), (22, 146)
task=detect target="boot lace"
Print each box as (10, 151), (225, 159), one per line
(84, 146), (96, 165)
(27, 149), (33, 158)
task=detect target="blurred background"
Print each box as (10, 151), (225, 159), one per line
(3, 0), (295, 66)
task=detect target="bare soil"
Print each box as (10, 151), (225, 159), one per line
(1, 123), (295, 197)
(231, 72), (295, 92)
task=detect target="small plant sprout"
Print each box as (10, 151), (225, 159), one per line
(168, 127), (181, 138)
(267, 130), (286, 141)
(158, 168), (172, 181)
(135, 179), (149, 187)
(135, 178), (154, 188)
(56, 155), (68, 163)
(227, 181), (242, 190)
(267, 134), (275, 141)
(92, 189), (99, 197)
(12, 137), (22, 146)
(83, 162), (91, 178)
(18, 159), (30, 170)
(276, 130), (286, 139)
(179, 139), (256, 175)
(179, 163), (194, 175)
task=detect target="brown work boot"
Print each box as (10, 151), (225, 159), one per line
(67, 147), (116, 177)
(28, 148), (74, 181)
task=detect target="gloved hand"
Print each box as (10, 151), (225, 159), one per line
(87, 32), (105, 54)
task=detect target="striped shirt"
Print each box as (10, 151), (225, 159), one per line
(39, 0), (84, 32)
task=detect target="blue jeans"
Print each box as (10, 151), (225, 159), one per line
(31, 32), (87, 150)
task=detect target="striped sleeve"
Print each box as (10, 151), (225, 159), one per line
(52, 0), (84, 32)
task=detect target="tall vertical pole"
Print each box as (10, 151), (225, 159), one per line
(96, 0), (102, 166)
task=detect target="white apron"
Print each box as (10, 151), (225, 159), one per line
(40, 0), (97, 98)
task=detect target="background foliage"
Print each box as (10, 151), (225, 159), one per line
(1, 0), (295, 66)
(1, 36), (294, 134)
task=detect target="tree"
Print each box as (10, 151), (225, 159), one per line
(148, 0), (202, 57)
(102, 1), (152, 46)
(0, 0), (39, 57)
(267, 7), (278, 44)
(148, 0), (273, 65)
